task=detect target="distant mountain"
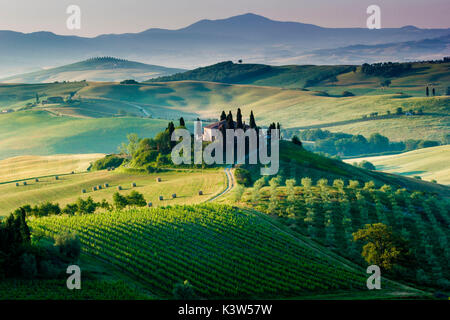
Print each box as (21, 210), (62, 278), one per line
(0, 57), (185, 83)
(0, 13), (449, 77)
(303, 34), (450, 65)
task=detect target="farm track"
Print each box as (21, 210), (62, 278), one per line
(207, 168), (234, 202)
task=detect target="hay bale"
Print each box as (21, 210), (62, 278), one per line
(156, 177), (161, 182)
(104, 183), (109, 188)
(159, 196), (163, 201)
(198, 190), (203, 195)
(15, 183), (19, 187)
(98, 185), (102, 190)
(117, 186), (122, 190)
(55, 176), (59, 180)
(92, 186), (97, 191)
(23, 181), (27, 186)
(35, 178), (39, 182)
(147, 202), (152, 207)
(81, 189), (86, 194)
(172, 193), (177, 199)
(131, 182), (136, 187)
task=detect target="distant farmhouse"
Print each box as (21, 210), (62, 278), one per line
(42, 96), (64, 105)
(203, 120), (250, 141)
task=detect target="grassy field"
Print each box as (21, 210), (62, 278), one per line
(344, 145), (450, 185)
(75, 81), (449, 141)
(1, 72), (448, 143)
(0, 164), (226, 215)
(0, 110), (174, 159)
(0, 153), (104, 183)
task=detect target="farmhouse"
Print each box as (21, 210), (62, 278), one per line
(203, 120), (250, 141)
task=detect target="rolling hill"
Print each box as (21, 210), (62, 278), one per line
(344, 145), (450, 185)
(0, 57), (184, 83)
(27, 203), (424, 299)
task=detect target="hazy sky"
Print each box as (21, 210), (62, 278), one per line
(1, 0), (449, 37)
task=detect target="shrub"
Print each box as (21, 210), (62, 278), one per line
(292, 136), (302, 147)
(54, 232), (81, 262)
(235, 168), (252, 186)
(358, 160), (376, 170)
(91, 155), (124, 171)
(20, 253), (37, 279)
(172, 280), (197, 300)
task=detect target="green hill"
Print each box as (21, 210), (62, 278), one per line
(148, 60), (450, 96)
(0, 57), (185, 83)
(28, 203), (422, 299)
(344, 145), (450, 185)
(147, 61), (354, 89)
(0, 110), (171, 159)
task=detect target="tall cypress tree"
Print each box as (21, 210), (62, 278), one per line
(249, 111), (256, 129)
(179, 117), (185, 127)
(426, 86), (429, 97)
(220, 111), (227, 121)
(226, 111), (234, 129)
(236, 108), (243, 129)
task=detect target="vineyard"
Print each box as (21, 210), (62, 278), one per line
(239, 178), (450, 290)
(0, 280), (149, 300)
(29, 204), (370, 298)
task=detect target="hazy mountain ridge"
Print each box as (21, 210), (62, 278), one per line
(0, 57), (185, 83)
(1, 13), (449, 77)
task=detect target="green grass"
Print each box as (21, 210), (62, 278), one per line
(76, 81), (449, 141)
(344, 145), (450, 185)
(0, 153), (104, 183)
(0, 164), (225, 216)
(29, 203), (415, 299)
(0, 110), (172, 159)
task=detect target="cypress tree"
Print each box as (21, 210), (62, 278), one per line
(426, 86), (429, 97)
(236, 108), (243, 129)
(249, 111), (256, 129)
(179, 117), (185, 127)
(220, 111), (226, 121)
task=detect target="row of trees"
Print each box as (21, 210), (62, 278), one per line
(17, 191), (147, 218)
(0, 209), (80, 279)
(296, 128), (439, 156)
(236, 176), (449, 289)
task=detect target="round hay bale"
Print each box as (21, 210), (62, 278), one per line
(147, 202), (152, 207)
(104, 183), (109, 188)
(172, 193), (177, 199)
(98, 185), (102, 190)
(159, 196), (163, 201)
(81, 189), (86, 194)
(15, 183), (19, 187)
(198, 190), (203, 195)
(117, 186), (122, 190)
(55, 176), (59, 180)
(93, 186), (97, 191)
(156, 177), (161, 182)
(35, 178), (39, 182)
(23, 181), (27, 186)
(132, 182), (136, 187)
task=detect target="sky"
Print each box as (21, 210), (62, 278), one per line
(0, 0), (449, 37)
